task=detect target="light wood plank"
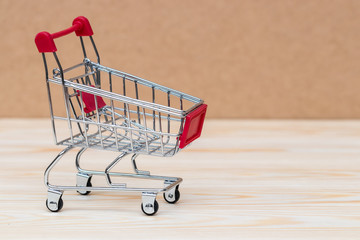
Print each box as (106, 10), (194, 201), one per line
(0, 119), (360, 239)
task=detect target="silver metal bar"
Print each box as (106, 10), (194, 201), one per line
(68, 91), (85, 137)
(109, 72), (119, 150)
(49, 78), (202, 117)
(131, 154), (150, 175)
(61, 62), (86, 74)
(53, 52), (74, 144)
(122, 76), (127, 119)
(152, 87), (156, 131)
(79, 91), (89, 147)
(125, 103), (134, 151)
(44, 146), (74, 188)
(68, 71), (96, 82)
(164, 146), (176, 156)
(109, 71), (113, 93)
(49, 147), (182, 193)
(75, 147), (87, 172)
(180, 95), (183, 110)
(90, 61), (202, 103)
(89, 36), (100, 64)
(158, 112), (164, 155)
(108, 106), (181, 122)
(166, 91), (171, 145)
(75, 148), (181, 182)
(167, 91), (171, 133)
(174, 117), (185, 153)
(142, 108), (149, 152)
(49, 60), (204, 114)
(94, 94), (104, 148)
(68, 92), (80, 98)
(79, 36), (87, 58)
(134, 81), (141, 124)
(47, 185), (179, 193)
(53, 116), (179, 137)
(105, 152), (127, 187)
(42, 53), (58, 145)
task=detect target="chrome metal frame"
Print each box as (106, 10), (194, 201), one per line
(44, 146), (182, 194)
(40, 33), (201, 215)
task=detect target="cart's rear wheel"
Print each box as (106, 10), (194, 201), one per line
(163, 185), (180, 204)
(46, 198), (63, 212)
(77, 176), (92, 195)
(141, 200), (159, 216)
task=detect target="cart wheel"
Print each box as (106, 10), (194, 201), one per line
(163, 185), (180, 204)
(77, 176), (92, 195)
(46, 198), (63, 212)
(141, 200), (159, 216)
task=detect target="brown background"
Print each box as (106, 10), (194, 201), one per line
(1, 0), (360, 119)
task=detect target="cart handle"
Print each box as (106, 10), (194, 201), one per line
(35, 16), (93, 53)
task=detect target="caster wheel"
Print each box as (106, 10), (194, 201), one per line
(141, 200), (159, 216)
(46, 198), (63, 212)
(77, 176), (92, 195)
(164, 185), (180, 204)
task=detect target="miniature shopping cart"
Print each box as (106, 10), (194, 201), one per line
(35, 16), (207, 215)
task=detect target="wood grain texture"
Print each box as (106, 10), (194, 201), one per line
(0, 119), (360, 239)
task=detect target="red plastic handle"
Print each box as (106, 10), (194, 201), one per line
(35, 16), (93, 53)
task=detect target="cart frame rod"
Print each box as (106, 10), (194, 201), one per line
(44, 146), (182, 193)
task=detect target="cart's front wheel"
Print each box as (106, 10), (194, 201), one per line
(46, 198), (63, 212)
(77, 176), (92, 195)
(141, 200), (159, 216)
(164, 185), (180, 204)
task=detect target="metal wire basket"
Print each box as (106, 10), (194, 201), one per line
(35, 16), (207, 215)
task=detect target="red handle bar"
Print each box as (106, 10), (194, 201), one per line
(35, 16), (93, 53)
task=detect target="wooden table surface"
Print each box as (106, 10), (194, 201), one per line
(1, 119), (360, 239)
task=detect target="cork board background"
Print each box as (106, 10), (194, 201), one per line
(1, 0), (360, 119)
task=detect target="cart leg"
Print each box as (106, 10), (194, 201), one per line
(163, 180), (181, 204)
(131, 154), (150, 175)
(44, 146), (73, 212)
(46, 189), (64, 212)
(45, 146), (74, 188)
(105, 152), (127, 187)
(141, 192), (159, 216)
(75, 147), (87, 173)
(76, 173), (92, 195)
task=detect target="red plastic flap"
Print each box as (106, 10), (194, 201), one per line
(179, 104), (207, 149)
(77, 86), (106, 113)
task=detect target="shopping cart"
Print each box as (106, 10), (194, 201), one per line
(35, 16), (207, 215)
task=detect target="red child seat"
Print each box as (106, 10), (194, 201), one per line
(77, 86), (106, 113)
